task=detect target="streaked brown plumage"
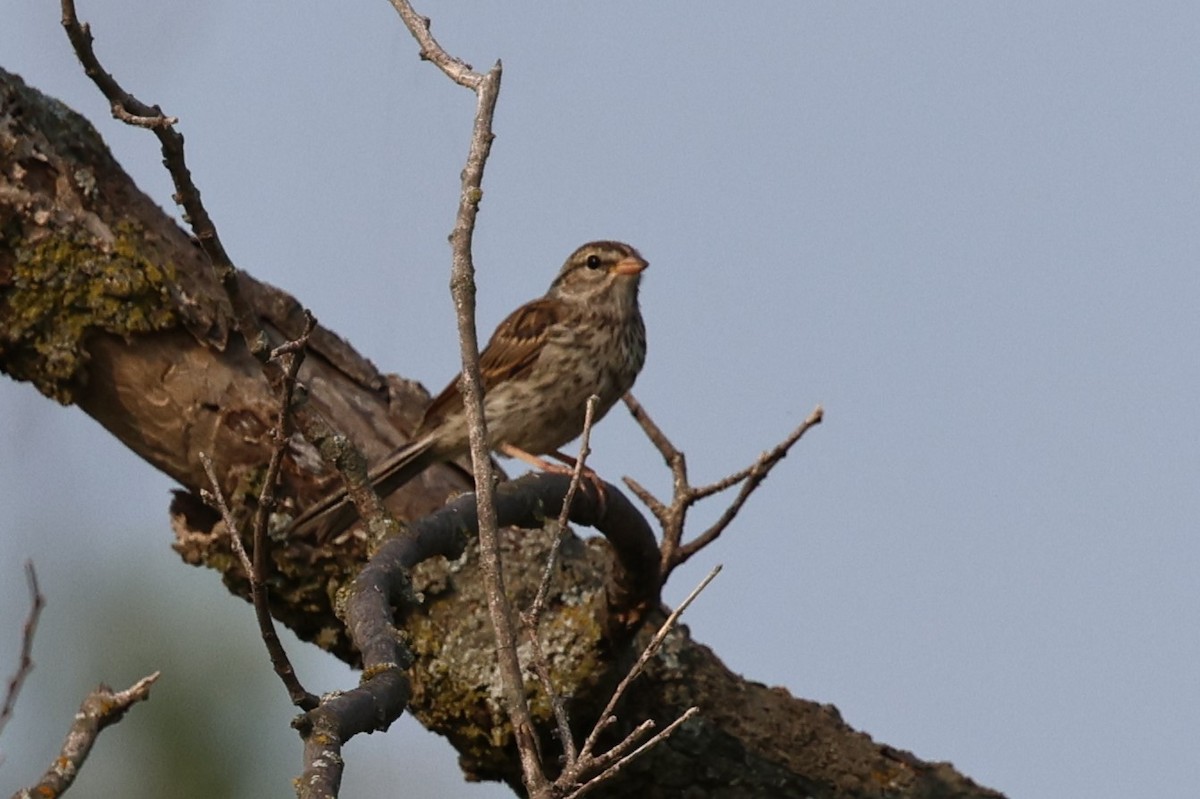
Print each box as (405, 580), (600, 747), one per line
(291, 240), (648, 538)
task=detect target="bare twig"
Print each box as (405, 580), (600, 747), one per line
(200, 453), (317, 710)
(518, 394), (601, 766)
(527, 394), (600, 623)
(12, 672), (159, 799)
(563, 707), (700, 799)
(0, 562), (44, 738)
(61, 0), (231, 284)
(620, 393), (686, 532)
(552, 566), (720, 795)
(384, 1), (552, 795)
(523, 633), (576, 768)
(624, 393), (823, 582)
(246, 315), (322, 709)
(577, 564), (720, 764)
(388, 1), (483, 89)
(253, 312), (315, 551)
(201, 453), (253, 571)
(677, 406), (823, 563)
(62, 0), (392, 537)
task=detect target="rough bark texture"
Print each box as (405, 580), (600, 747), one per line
(0, 67), (1004, 798)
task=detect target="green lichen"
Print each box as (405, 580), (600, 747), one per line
(1, 220), (178, 403)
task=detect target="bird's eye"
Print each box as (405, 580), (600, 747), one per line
(585, 254), (602, 270)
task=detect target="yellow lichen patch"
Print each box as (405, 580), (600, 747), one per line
(1, 220), (178, 403)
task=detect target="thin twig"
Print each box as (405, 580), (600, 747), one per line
(0, 562), (44, 738)
(551, 566), (719, 795)
(526, 398), (599, 761)
(624, 392), (823, 583)
(251, 315), (320, 710)
(201, 453), (253, 571)
(58, 3), (177, 124)
(527, 394), (600, 622)
(621, 391), (680, 466)
(576, 564), (721, 764)
(61, 0), (233, 284)
(448, 68), (554, 793)
(200, 453), (318, 710)
(388, 1), (482, 89)
(620, 393), (686, 561)
(385, 0), (548, 795)
(564, 707), (700, 799)
(253, 313), (315, 549)
(677, 406), (823, 563)
(12, 672), (159, 799)
(516, 396), (600, 767)
(573, 718), (657, 781)
(524, 633), (576, 767)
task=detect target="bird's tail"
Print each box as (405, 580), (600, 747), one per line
(289, 433), (438, 539)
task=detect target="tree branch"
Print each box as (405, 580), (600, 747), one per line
(0, 54), (1003, 799)
(623, 393), (823, 582)
(200, 451), (318, 710)
(555, 566), (717, 794)
(0, 562), (43, 739)
(11, 673), (159, 799)
(383, 1), (554, 794)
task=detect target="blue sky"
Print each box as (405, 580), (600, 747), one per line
(2, 3), (1197, 797)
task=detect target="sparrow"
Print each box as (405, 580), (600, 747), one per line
(291, 240), (648, 538)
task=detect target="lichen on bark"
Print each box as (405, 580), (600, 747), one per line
(2, 220), (177, 403)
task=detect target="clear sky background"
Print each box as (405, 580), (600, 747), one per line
(2, 3), (1197, 797)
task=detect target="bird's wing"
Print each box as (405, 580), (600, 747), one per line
(422, 297), (565, 427)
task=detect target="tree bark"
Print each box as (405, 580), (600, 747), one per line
(0, 67), (1004, 798)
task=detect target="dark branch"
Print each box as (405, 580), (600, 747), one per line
(245, 314), (321, 709)
(61, 0), (396, 538)
(296, 469), (656, 798)
(0, 562), (44, 738)
(200, 453), (318, 711)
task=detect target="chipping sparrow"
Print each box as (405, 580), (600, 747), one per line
(291, 240), (648, 538)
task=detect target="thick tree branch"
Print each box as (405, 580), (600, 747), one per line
(0, 66), (1003, 799)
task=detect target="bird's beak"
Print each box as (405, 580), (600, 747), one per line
(613, 255), (648, 276)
